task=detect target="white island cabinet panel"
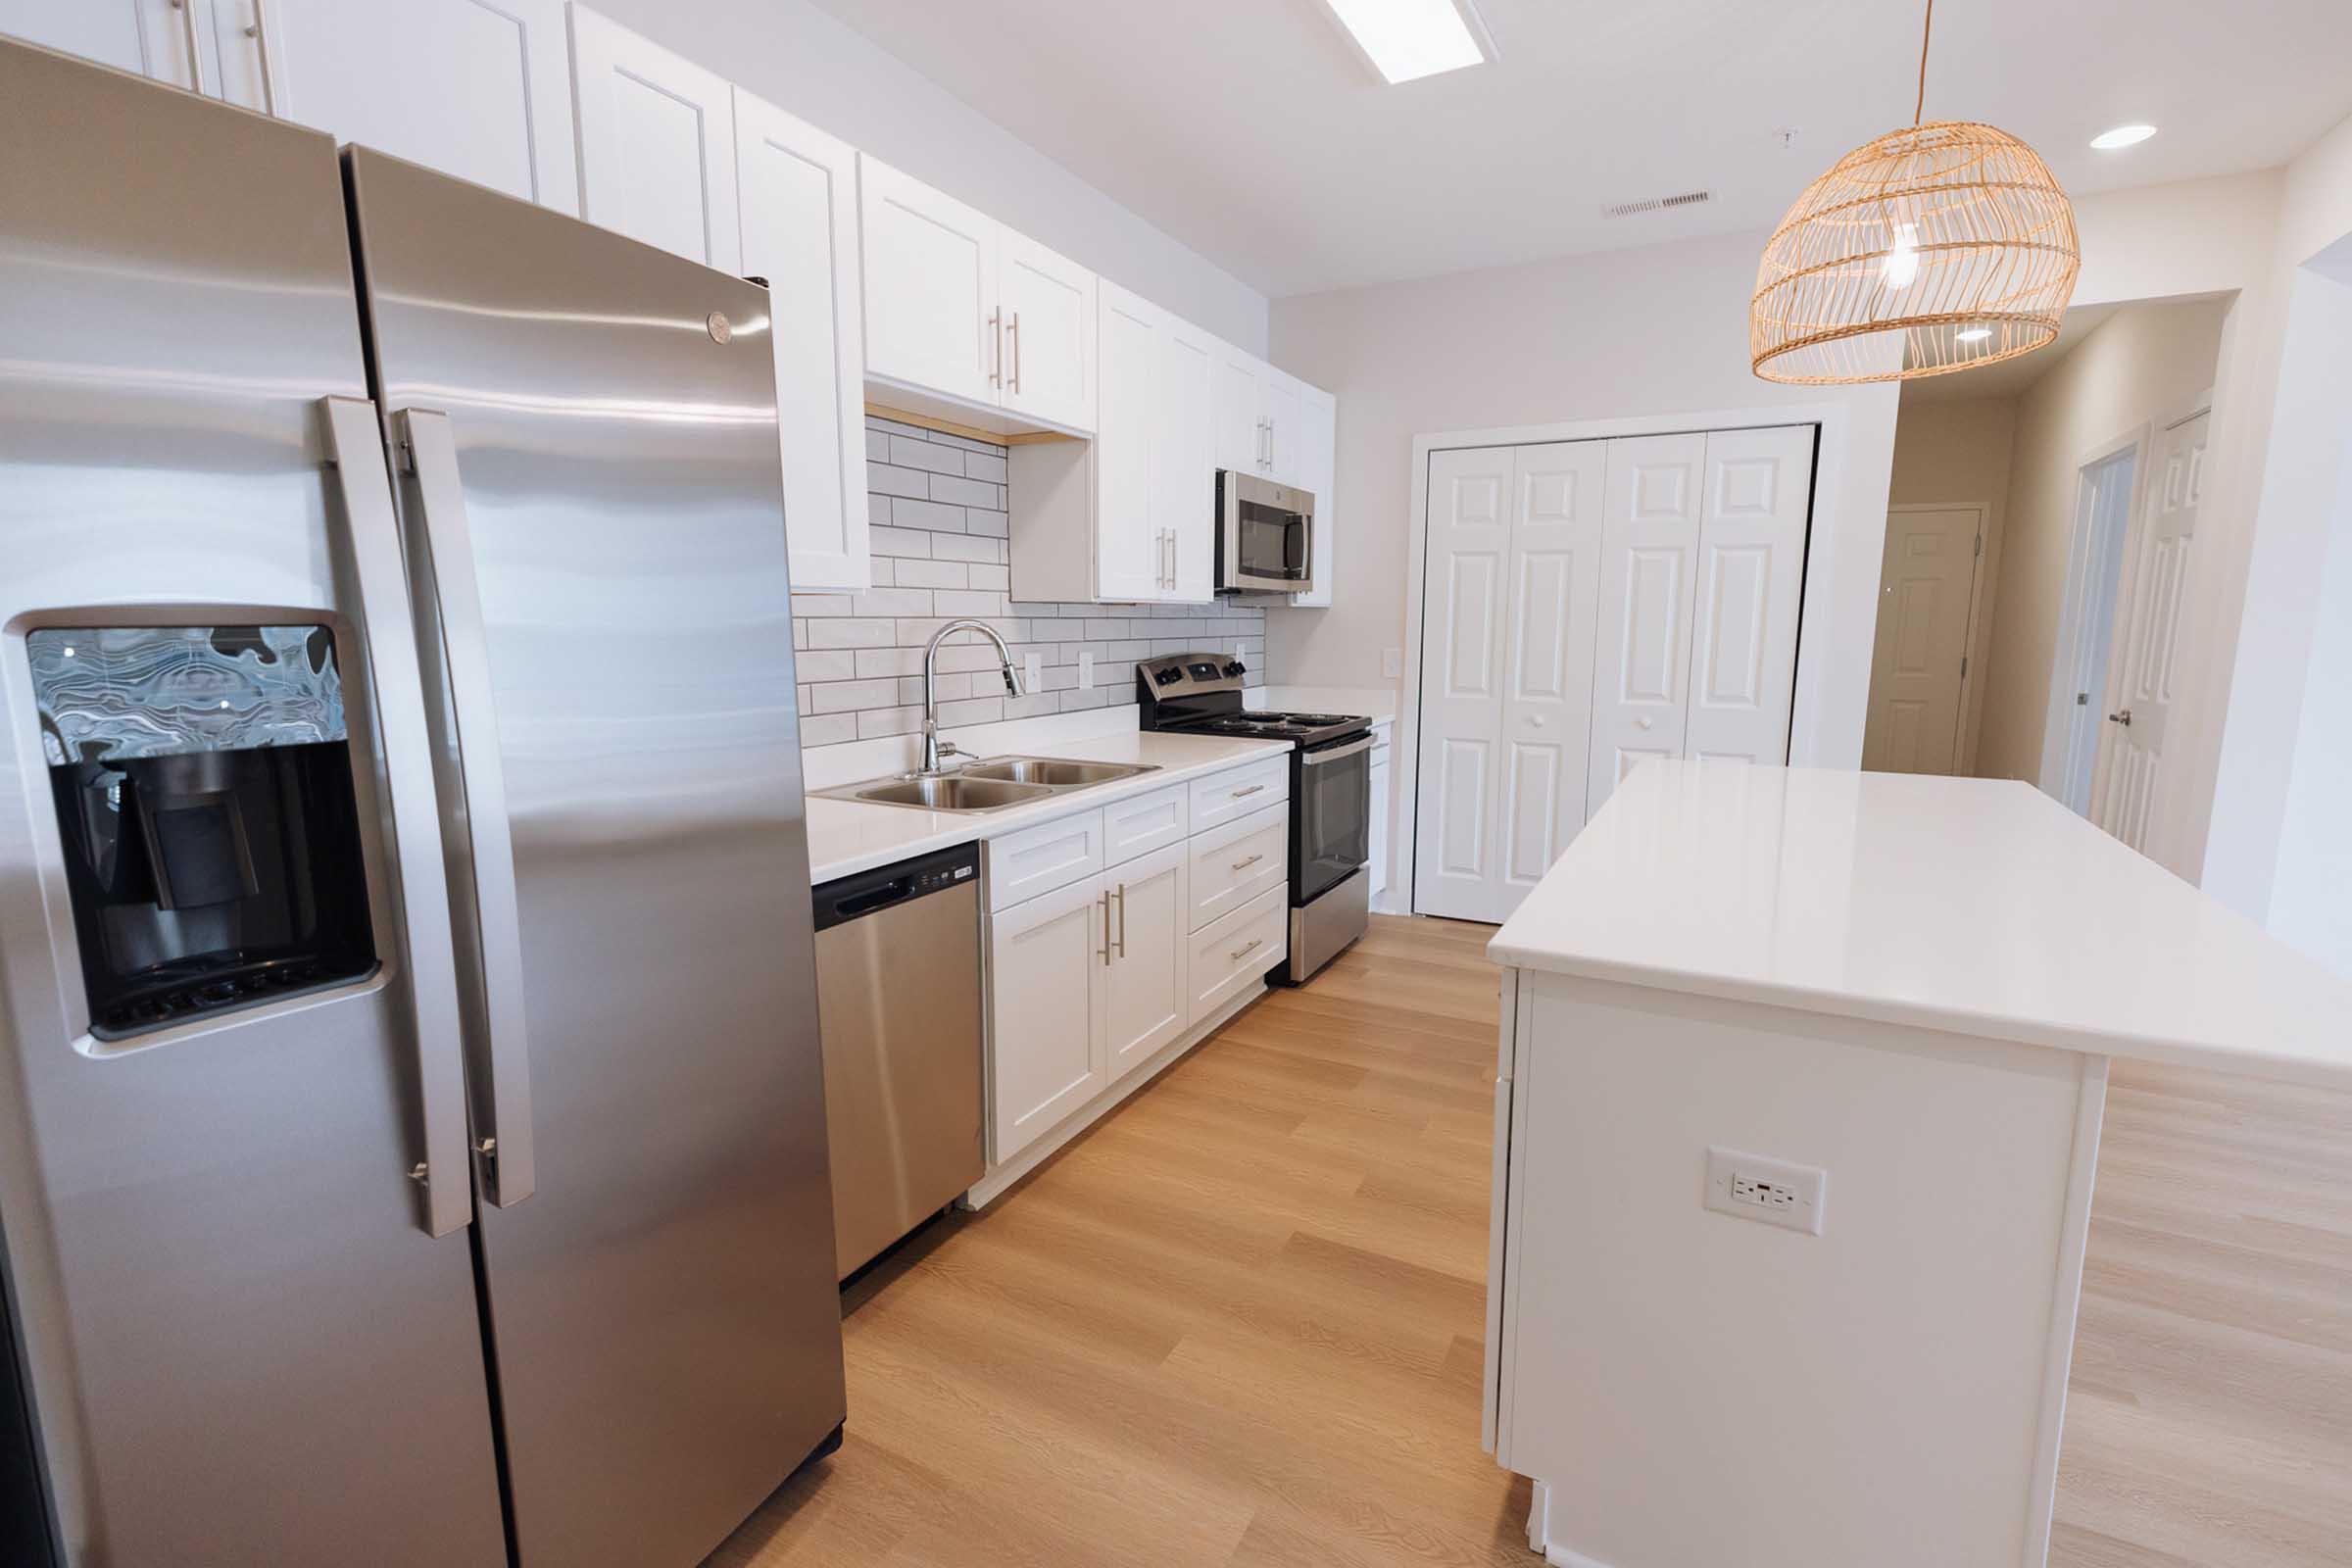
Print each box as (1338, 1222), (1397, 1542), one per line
(568, 5), (738, 271)
(734, 87), (868, 590)
(247, 0), (579, 211)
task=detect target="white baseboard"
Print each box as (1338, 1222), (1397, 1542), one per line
(964, 984), (1262, 1208)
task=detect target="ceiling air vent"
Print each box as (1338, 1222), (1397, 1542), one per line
(1600, 189), (1713, 220)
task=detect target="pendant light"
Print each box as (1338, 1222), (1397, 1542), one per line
(1749, 0), (2080, 384)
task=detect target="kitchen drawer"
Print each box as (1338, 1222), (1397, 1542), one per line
(1102, 782), (1189, 867)
(1187, 801), (1289, 932)
(1188, 756), (1288, 833)
(986, 808), (1103, 910)
(1185, 884), (1288, 1024)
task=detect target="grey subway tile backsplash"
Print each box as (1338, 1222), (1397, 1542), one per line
(792, 418), (1265, 744)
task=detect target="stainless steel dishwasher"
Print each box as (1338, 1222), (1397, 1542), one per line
(812, 843), (985, 1279)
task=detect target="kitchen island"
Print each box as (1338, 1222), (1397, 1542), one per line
(1482, 763), (2352, 1568)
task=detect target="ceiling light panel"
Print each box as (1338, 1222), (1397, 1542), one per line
(1322, 0), (1494, 84)
(2090, 123), (2157, 149)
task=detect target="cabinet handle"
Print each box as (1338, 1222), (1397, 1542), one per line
(244, 0), (277, 116)
(1115, 883), (1127, 957)
(1007, 311), (1021, 394)
(1232, 783), (1266, 800)
(171, 0), (210, 96)
(988, 308), (1003, 388)
(1267, 416), (1276, 472)
(1230, 852), (1263, 872)
(1098, 890), (1111, 965)
(1230, 938), (1263, 962)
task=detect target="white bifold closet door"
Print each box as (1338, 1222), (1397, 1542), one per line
(1413, 442), (1605, 923)
(1415, 424), (1813, 923)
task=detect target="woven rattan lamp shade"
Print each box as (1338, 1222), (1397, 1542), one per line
(1750, 120), (2081, 385)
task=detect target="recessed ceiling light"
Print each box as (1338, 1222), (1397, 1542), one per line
(1320, 0), (1494, 84)
(2090, 123), (2157, 150)
(1954, 327), (1993, 343)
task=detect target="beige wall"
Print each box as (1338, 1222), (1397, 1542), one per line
(1882, 397), (2020, 770)
(1975, 299), (2230, 783)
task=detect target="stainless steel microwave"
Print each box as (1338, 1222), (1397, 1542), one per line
(1215, 470), (1314, 595)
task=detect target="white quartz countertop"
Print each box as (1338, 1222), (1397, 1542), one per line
(803, 731), (1292, 884)
(1490, 762), (2352, 1090)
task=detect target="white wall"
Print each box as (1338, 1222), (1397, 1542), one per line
(1976, 300), (2228, 785)
(581, 0), (1267, 354)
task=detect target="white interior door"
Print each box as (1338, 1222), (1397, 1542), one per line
(1103, 846), (1188, 1081)
(999, 229), (1096, 433)
(2096, 407), (2209, 853)
(568, 6), (738, 270)
(1094, 281), (1163, 602)
(1587, 433), (1705, 813)
(1496, 441), (1605, 908)
(251, 0), (578, 211)
(1864, 506), (1982, 774)
(988, 877), (1107, 1162)
(1159, 314), (1219, 603)
(858, 156), (1000, 408)
(1412, 446), (1516, 921)
(1686, 426), (1815, 766)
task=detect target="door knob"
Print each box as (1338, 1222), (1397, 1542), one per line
(1529, 715), (1545, 728)
(2107, 708), (2133, 727)
(1636, 716), (1654, 731)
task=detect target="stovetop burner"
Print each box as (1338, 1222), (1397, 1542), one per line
(1132, 653), (1372, 750)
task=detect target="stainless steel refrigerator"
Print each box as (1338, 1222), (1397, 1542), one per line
(0, 37), (845, 1566)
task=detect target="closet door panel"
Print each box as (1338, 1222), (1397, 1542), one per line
(1686, 426), (1814, 765)
(1588, 433), (1705, 813)
(1499, 441), (1605, 897)
(1412, 445), (1515, 921)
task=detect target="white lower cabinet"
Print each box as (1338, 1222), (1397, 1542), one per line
(1185, 886), (1288, 1024)
(1102, 844), (1189, 1082)
(1368, 739), (1392, 907)
(988, 874), (1108, 1160)
(1187, 800), (1288, 929)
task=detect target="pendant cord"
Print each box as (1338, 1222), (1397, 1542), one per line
(1914, 0), (1934, 124)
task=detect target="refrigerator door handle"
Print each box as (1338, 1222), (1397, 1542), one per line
(318, 395), (475, 1239)
(393, 407), (539, 1207)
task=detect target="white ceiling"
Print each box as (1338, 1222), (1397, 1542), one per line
(1899, 304), (2123, 405)
(807, 0), (2352, 299)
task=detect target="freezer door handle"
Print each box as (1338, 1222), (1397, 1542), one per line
(394, 407), (538, 1207)
(319, 396), (474, 1239)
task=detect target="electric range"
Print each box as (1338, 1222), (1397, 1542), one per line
(1136, 653), (1373, 984)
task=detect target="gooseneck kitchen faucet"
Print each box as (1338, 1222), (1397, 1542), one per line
(918, 618), (1021, 775)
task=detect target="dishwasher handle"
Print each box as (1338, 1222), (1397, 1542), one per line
(813, 841), (981, 931)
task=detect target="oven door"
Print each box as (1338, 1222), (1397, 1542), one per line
(1218, 470), (1314, 593)
(1293, 734), (1372, 902)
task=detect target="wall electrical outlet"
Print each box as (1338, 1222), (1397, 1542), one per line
(1023, 652), (1043, 691)
(1704, 1147), (1828, 1236)
(1383, 648), (1403, 679)
(1078, 651), (1095, 689)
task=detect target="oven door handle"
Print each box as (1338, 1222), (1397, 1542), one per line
(1300, 736), (1374, 766)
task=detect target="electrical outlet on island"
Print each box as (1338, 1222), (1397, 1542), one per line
(1704, 1147), (1828, 1235)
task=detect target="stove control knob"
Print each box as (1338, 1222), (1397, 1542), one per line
(1155, 668), (1182, 686)
(1222, 661), (1246, 678)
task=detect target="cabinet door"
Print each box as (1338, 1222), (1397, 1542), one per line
(1212, 343), (1265, 474)
(1587, 433), (1704, 815)
(0, 0), (203, 87)
(569, 7), (738, 269)
(1159, 315), (1220, 603)
(859, 156), (1000, 408)
(1094, 281), (1165, 602)
(1292, 382), (1337, 607)
(1684, 426), (1813, 766)
(1103, 845), (1188, 1082)
(1367, 751), (1391, 906)
(233, 0), (577, 211)
(989, 877), (1108, 1161)
(735, 87), (868, 590)
(1261, 371), (1303, 485)
(1000, 228), (1096, 434)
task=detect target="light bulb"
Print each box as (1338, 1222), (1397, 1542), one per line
(1882, 222), (1920, 291)
(1954, 327), (1992, 344)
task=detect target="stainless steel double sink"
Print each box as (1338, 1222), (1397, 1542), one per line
(816, 757), (1158, 813)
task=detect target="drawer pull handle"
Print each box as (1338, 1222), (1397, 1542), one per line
(1230, 853), (1264, 871)
(1232, 784), (1266, 799)
(1230, 938), (1263, 961)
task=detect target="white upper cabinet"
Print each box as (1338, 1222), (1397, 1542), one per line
(1212, 344), (1265, 475)
(735, 87), (869, 591)
(568, 5), (738, 270)
(1292, 382), (1337, 607)
(859, 157), (1001, 410)
(234, 0), (578, 211)
(1088, 282), (1165, 603)
(1260, 372), (1303, 486)
(1159, 314), (1219, 603)
(998, 229), (1095, 433)
(0, 0), (202, 88)
(859, 156), (1097, 437)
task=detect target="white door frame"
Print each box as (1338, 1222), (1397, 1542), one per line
(2036, 427), (2151, 808)
(1876, 502), (1991, 775)
(1397, 400), (1855, 919)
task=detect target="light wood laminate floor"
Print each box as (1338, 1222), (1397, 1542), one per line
(712, 915), (2352, 1568)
